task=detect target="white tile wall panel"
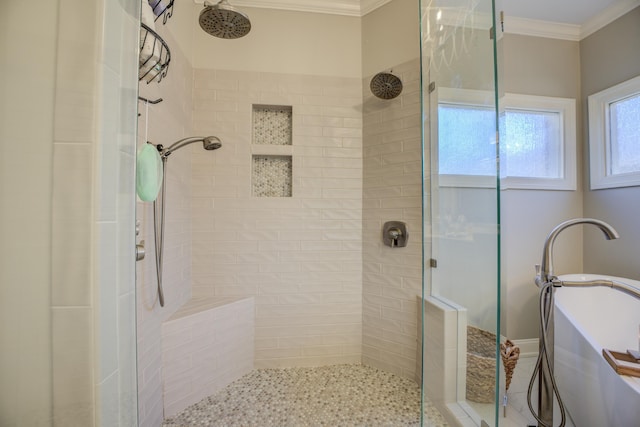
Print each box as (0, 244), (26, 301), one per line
(161, 297), (254, 417)
(136, 22), (195, 426)
(362, 58), (423, 380)
(190, 69), (365, 372)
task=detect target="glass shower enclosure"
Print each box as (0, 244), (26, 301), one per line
(420, 0), (502, 425)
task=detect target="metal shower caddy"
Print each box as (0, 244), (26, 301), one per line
(138, 0), (174, 85)
(139, 23), (171, 84)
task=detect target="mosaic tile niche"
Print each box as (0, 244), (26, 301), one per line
(252, 155), (292, 197)
(252, 105), (293, 197)
(252, 105), (292, 145)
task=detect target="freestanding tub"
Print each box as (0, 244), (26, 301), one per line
(554, 274), (640, 427)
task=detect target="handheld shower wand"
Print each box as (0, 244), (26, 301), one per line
(158, 135), (222, 158)
(151, 136), (222, 307)
(529, 218), (619, 427)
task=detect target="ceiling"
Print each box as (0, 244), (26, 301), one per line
(195, 0), (640, 39)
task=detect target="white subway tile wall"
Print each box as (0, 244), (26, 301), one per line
(161, 297), (254, 417)
(136, 25), (195, 427)
(191, 69), (364, 368)
(50, 0), (139, 425)
(50, 0), (100, 422)
(362, 59), (423, 379)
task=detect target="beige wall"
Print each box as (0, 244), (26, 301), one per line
(0, 1), (57, 423)
(503, 34), (581, 98)
(581, 6), (640, 280)
(190, 5), (362, 78)
(500, 7), (640, 339)
(361, 0), (420, 77)
(500, 34), (583, 339)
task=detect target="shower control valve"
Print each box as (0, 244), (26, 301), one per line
(383, 221), (408, 248)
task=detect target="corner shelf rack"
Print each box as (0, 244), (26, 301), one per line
(139, 22), (171, 84)
(138, 0), (174, 84)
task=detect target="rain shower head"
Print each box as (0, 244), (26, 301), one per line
(160, 136), (222, 158)
(370, 72), (403, 100)
(199, 0), (251, 39)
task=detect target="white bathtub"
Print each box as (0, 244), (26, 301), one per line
(554, 274), (640, 427)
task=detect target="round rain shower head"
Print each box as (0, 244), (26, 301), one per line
(199, 0), (251, 39)
(203, 136), (222, 150)
(370, 72), (403, 100)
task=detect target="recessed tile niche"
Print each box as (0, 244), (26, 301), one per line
(252, 155), (292, 197)
(252, 105), (292, 146)
(252, 105), (293, 197)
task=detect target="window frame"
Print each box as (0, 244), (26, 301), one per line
(588, 75), (640, 190)
(500, 93), (576, 191)
(436, 88), (577, 191)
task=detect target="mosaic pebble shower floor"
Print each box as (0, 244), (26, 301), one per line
(162, 364), (448, 426)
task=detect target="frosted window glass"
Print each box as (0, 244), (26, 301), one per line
(609, 94), (640, 175)
(502, 110), (562, 178)
(439, 106), (562, 179)
(438, 104), (496, 176)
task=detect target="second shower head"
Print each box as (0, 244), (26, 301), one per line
(370, 71), (403, 100)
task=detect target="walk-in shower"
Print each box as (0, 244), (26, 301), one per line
(153, 136), (222, 307)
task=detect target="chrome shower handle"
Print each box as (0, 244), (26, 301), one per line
(383, 221), (408, 248)
(136, 240), (145, 261)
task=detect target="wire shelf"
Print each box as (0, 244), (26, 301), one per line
(139, 22), (171, 84)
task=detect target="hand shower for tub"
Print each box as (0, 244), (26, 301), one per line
(529, 218), (620, 427)
(151, 136), (222, 307)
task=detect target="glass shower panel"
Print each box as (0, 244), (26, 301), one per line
(420, 0), (501, 426)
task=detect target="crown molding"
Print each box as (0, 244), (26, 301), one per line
(193, 0), (396, 16)
(193, 0), (362, 16)
(505, 16), (581, 41)
(580, 0), (640, 39)
(360, 0), (393, 16)
(505, 0), (640, 41)
(192, 0), (640, 37)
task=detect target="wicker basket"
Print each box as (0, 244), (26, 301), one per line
(466, 325), (496, 403)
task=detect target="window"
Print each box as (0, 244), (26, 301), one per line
(436, 88), (576, 190)
(588, 75), (640, 189)
(438, 103), (496, 176)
